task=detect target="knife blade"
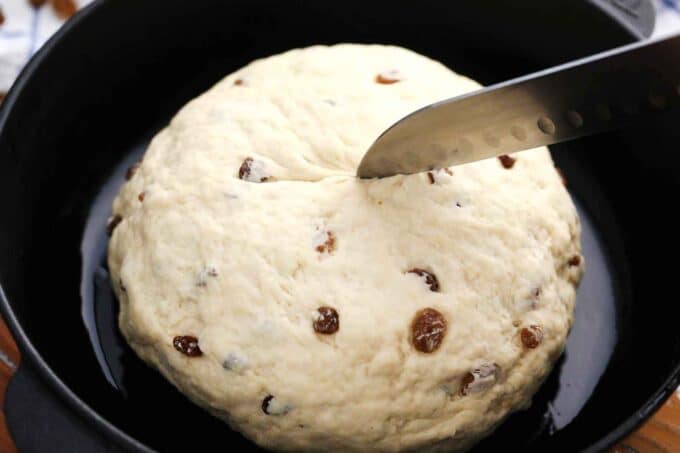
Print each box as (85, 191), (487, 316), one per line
(357, 33), (680, 179)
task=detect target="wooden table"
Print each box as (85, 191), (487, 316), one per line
(0, 317), (19, 453)
(0, 316), (676, 452)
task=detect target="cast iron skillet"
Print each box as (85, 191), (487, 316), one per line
(1, 0), (679, 451)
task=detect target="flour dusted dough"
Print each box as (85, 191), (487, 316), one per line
(108, 44), (583, 452)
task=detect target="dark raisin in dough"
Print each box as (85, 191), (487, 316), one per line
(411, 308), (447, 353)
(173, 335), (203, 357)
(313, 307), (340, 334)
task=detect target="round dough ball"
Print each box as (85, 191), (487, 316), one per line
(108, 44), (583, 452)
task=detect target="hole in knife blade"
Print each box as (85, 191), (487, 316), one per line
(594, 104), (612, 121)
(565, 110), (583, 128)
(537, 116), (556, 135)
(458, 137), (474, 154)
(619, 100), (638, 115)
(647, 91), (667, 110)
(483, 133), (500, 147)
(510, 125), (527, 141)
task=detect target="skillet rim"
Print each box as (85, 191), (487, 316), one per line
(0, 3), (153, 451)
(0, 1), (677, 451)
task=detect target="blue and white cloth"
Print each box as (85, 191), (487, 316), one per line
(0, 0), (91, 93)
(656, 0), (680, 35)
(0, 0), (92, 92)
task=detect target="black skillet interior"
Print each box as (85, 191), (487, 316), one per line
(1, 0), (679, 452)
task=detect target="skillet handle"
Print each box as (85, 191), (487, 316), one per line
(589, 0), (656, 38)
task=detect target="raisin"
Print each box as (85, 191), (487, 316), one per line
(498, 155), (516, 169)
(238, 157), (269, 182)
(261, 395), (274, 414)
(460, 363), (500, 395)
(106, 215), (122, 236)
(315, 230), (336, 254)
(29, 0), (48, 7)
(376, 70), (402, 84)
(411, 308), (447, 353)
(51, 0), (78, 19)
(460, 372), (475, 393)
(568, 255), (581, 267)
(0, 7), (5, 26)
(234, 78), (245, 86)
(408, 268), (440, 292)
(173, 335), (202, 357)
(429, 168), (454, 180)
(520, 325), (544, 349)
(313, 307), (339, 334)
(261, 395), (290, 416)
(138, 192), (145, 202)
(126, 162), (141, 181)
(239, 158), (253, 179)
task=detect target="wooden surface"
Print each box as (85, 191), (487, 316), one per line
(0, 316), (677, 452)
(610, 395), (680, 453)
(0, 316), (19, 453)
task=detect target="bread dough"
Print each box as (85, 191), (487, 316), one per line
(108, 44), (583, 452)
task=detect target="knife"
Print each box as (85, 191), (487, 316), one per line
(357, 33), (680, 179)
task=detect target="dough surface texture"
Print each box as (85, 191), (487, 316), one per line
(108, 44), (583, 452)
